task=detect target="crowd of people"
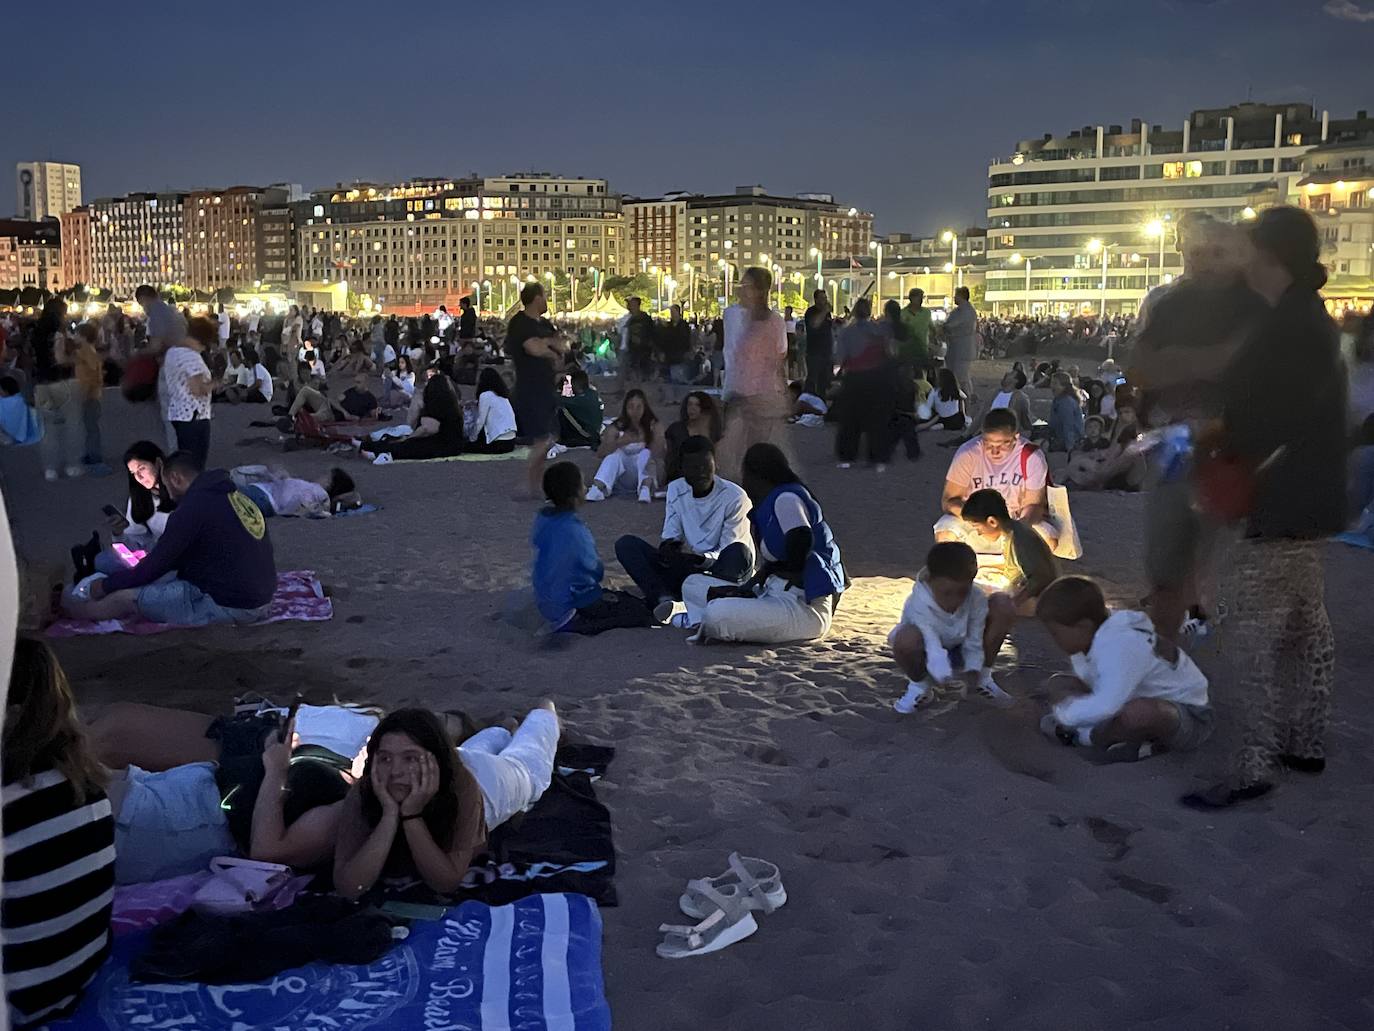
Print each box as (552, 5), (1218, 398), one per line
(3, 202), (1374, 1018)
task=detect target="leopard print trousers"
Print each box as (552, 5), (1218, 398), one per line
(1221, 538), (1335, 786)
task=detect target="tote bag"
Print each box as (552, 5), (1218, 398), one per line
(1021, 445), (1082, 560)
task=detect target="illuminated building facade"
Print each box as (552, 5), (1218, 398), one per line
(0, 219), (62, 292)
(59, 207), (92, 289)
(183, 186), (290, 291)
(16, 161), (81, 220)
(88, 193), (187, 297)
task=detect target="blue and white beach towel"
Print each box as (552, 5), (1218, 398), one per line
(51, 893), (611, 1031)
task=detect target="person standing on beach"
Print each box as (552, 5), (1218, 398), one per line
(1181, 207), (1347, 810)
(506, 281), (568, 499)
(943, 286), (977, 402)
(719, 266), (790, 478)
(803, 289), (834, 398)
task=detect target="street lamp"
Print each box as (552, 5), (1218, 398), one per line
(809, 246), (823, 286)
(651, 264), (662, 312)
(1010, 252), (1038, 314)
(588, 265), (599, 297)
(771, 263), (783, 310)
(1143, 217), (1171, 286)
(682, 262), (694, 311)
(941, 230), (962, 288)
(472, 280), (483, 313)
(1085, 238), (1112, 317)
(868, 240), (883, 307)
(544, 271), (555, 313)
(718, 258), (732, 307)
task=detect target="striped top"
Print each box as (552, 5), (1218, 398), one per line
(2, 767), (115, 1028)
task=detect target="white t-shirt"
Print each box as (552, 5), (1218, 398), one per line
(246, 313), (260, 333)
(472, 391), (517, 443)
(932, 390), (965, 419)
(798, 392), (828, 414)
(217, 311), (231, 342)
(1055, 610), (1209, 731)
(661, 477), (753, 561)
(252, 364), (274, 402)
(990, 390), (1013, 411)
(382, 344), (397, 366)
(945, 437), (1047, 519)
(160, 346), (212, 422)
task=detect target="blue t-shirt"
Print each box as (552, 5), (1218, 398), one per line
(530, 508), (604, 625)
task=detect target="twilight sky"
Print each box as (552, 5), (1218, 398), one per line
(7, 0), (1373, 235)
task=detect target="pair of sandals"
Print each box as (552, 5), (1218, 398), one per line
(656, 854), (786, 959)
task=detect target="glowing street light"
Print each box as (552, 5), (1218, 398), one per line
(1241, 206), (1257, 220)
(868, 240), (883, 306)
(941, 231), (961, 288)
(1143, 217), (1170, 285)
(809, 245), (823, 286)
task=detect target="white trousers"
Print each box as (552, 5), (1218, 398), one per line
(458, 709), (559, 832)
(592, 447), (653, 496)
(683, 573), (833, 645)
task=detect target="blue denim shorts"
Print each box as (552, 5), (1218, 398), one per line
(136, 578), (270, 626)
(114, 762), (237, 884)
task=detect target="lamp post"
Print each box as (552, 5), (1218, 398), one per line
(472, 280), (482, 314)
(772, 263), (783, 310)
(651, 265), (662, 312)
(868, 241), (883, 307)
(1085, 239), (1112, 317)
(718, 259), (732, 309)
(942, 230), (961, 289)
(588, 266), (599, 297)
(1009, 253), (1038, 315)
(682, 262), (694, 312)
(1143, 217), (1171, 287)
(544, 271), (555, 314)
(809, 245), (823, 287)
(482, 279), (491, 315)
(664, 276), (677, 307)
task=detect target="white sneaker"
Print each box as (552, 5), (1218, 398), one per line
(652, 598), (676, 623)
(44, 469), (59, 482)
(874, 464), (887, 474)
(585, 485), (606, 502)
(65, 465), (86, 479)
(669, 613), (696, 630)
(638, 484), (652, 503)
(372, 452), (393, 465)
(836, 462), (852, 470)
(894, 679), (931, 713)
(975, 671), (1015, 708)
(546, 443), (568, 460)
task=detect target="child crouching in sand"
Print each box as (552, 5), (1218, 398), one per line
(890, 542), (1014, 712)
(1035, 576), (1213, 761)
(532, 462), (656, 636)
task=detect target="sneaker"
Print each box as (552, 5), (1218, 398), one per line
(669, 613), (695, 630)
(652, 598), (676, 623)
(874, 464), (887, 474)
(585, 485), (607, 503)
(893, 679), (930, 714)
(638, 484), (652, 504)
(1039, 713), (1079, 746)
(371, 452), (393, 465)
(64, 465), (86, 479)
(975, 671), (1015, 707)
(546, 443), (568, 460)
(1179, 613), (1210, 640)
(44, 469), (59, 482)
(836, 462), (852, 470)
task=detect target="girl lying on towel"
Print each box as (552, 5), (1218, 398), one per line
(231, 465), (362, 517)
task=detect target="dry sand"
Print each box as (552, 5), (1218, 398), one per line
(5, 359), (1373, 1030)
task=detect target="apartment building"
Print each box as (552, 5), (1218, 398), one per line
(16, 161), (82, 220)
(59, 207), (92, 289)
(294, 173), (625, 308)
(183, 185), (291, 291)
(88, 193), (187, 297)
(0, 219), (62, 292)
(984, 102), (1374, 314)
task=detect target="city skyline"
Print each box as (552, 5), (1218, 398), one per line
(5, 0), (1373, 236)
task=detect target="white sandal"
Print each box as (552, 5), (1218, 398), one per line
(656, 882), (758, 959)
(678, 853), (786, 921)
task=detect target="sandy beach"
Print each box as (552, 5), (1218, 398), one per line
(6, 358), (1373, 1031)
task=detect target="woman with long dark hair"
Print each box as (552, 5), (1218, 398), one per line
(333, 703), (560, 899)
(363, 374), (465, 462)
(662, 390), (723, 483)
(463, 366), (517, 454)
(84, 440), (178, 578)
(3, 639), (114, 1027)
(679, 442), (846, 643)
(1183, 206), (1348, 810)
(587, 388), (661, 502)
(917, 367), (968, 432)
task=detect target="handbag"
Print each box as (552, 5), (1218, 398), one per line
(1021, 445), (1082, 560)
(190, 857), (296, 916)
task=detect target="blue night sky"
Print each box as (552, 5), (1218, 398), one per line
(7, 0), (1372, 235)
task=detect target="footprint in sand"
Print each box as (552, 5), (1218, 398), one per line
(1085, 815), (1135, 861)
(1109, 871), (1173, 905)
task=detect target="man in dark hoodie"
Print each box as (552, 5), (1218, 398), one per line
(68, 450), (277, 625)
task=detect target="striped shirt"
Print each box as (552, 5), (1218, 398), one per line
(2, 768), (115, 1028)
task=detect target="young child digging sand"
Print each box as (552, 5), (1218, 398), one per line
(1035, 576), (1213, 761)
(889, 542), (1014, 712)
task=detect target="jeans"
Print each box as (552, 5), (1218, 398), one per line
(804, 342), (833, 397)
(172, 417), (212, 469)
(35, 379), (82, 474)
(615, 535), (752, 606)
(458, 709), (559, 831)
(558, 590), (656, 636)
(82, 396), (103, 464)
(136, 577), (270, 626)
(835, 368), (896, 464)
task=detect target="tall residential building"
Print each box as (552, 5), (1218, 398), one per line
(1284, 140), (1374, 306)
(16, 162), (81, 220)
(255, 200), (295, 289)
(0, 220), (62, 292)
(984, 102), (1374, 315)
(183, 185), (290, 290)
(625, 187), (874, 292)
(59, 207), (92, 288)
(88, 193), (187, 297)
(293, 173), (625, 308)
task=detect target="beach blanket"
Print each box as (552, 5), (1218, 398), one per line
(46, 570), (333, 637)
(49, 893), (611, 1031)
(380, 447), (531, 465)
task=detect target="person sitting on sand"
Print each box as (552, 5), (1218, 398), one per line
(586, 388), (662, 503)
(786, 381), (829, 428)
(890, 542), (993, 712)
(288, 375), (352, 423)
(334, 705), (560, 899)
(3, 639), (114, 1028)
(465, 367), (518, 454)
(95, 440), (176, 566)
(681, 442), (846, 645)
(0, 375), (40, 445)
(1062, 416), (1112, 485)
(379, 354), (416, 408)
(232, 464), (361, 517)
(362, 375), (466, 463)
(1064, 401), (1146, 492)
(339, 373), (380, 421)
(662, 390), (724, 483)
(64, 449), (277, 626)
(532, 461), (656, 635)
(984, 370), (1034, 434)
(214, 349), (254, 403)
(917, 368), (968, 432)
(1036, 576), (1212, 762)
(615, 435), (753, 626)
(936, 408), (1058, 549)
(1045, 371), (1085, 452)
(557, 368), (605, 449)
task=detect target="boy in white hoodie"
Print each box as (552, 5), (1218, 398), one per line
(890, 542), (1013, 712)
(1035, 576), (1213, 760)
